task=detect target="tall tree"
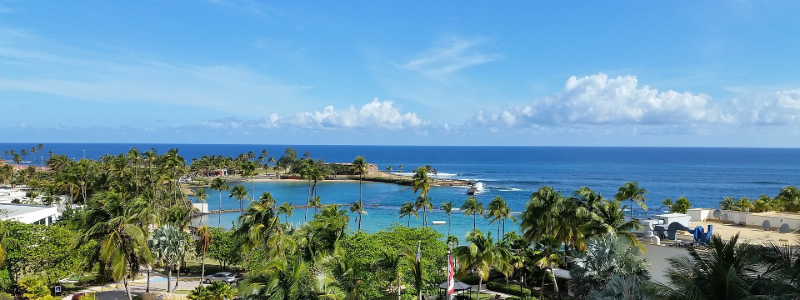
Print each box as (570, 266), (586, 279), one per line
(398, 202), (419, 228)
(149, 224), (190, 293)
(461, 196), (484, 230)
(615, 181), (648, 218)
(278, 202), (293, 223)
(209, 177), (229, 227)
(194, 188), (209, 225)
(440, 201), (455, 238)
(414, 196), (432, 227)
(195, 226), (213, 284)
(487, 196), (517, 237)
(228, 184), (250, 213)
(454, 230), (511, 300)
(352, 156), (368, 230)
(411, 167), (433, 226)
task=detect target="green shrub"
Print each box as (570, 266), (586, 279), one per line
(460, 274), (480, 285)
(486, 281), (532, 297)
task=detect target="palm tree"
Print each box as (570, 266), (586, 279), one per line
(209, 177), (229, 227)
(719, 196), (735, 210)
(453, 230), (511, 300)
(239, 256), (319, 300)
(194, 188), (209, 225)
(569, 232), (651, 298)
(278, 202), (293, 223)
(349, 201), (368, 228)
(149, 224), (190, 293)
(76, 194), (153, 300)
(581, 200), (645, 251)
(235, 195), (285, 256)
(440, 201), (455, 238)
(300, 159), (316, 223)
(398, 202), (419, 227)
(615, 181), (648, 218)
(258, 191), (277, 209)
(487, 196), (517, 237)
(242, 161), (258, 201)
(414, 196), (432, 227)
(461, 196), (484, 230)
(352, 156), (368, 230)
(309, 196), (322, 215)
(228, 184), (250, 213)
(412, 167), (433, 225)
(195, 226), (213, 283)
(642, 233), (800, 299)
(374, 250), (403, 300)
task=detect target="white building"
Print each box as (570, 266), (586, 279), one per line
(0, 203), (60, 225)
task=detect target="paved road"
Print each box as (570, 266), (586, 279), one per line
(81, 276), (207, 300)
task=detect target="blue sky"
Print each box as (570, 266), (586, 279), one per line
(1, 1), (799, 146)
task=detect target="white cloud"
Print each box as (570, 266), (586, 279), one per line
(475, 74), (736, 127)
(747, 89), (800, 125)
(287, 98), (425, 130)
(400, 36), (500, 78)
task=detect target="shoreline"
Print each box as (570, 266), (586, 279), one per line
(182, 172), (472, 195)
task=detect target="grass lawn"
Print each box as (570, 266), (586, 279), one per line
(181, 256), (244, 277)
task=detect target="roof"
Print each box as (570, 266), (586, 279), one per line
(550, 268), (571, 279)
(656, 213), (691, 218)
(438, 280), (471, 290)
(0, 203), (55, 218)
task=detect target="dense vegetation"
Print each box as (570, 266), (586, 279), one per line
(1, 145), (799, 300)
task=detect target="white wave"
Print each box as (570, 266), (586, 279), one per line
(497, 187), (524, 192)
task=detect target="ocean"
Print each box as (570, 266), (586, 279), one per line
(3, 143), (800, 240)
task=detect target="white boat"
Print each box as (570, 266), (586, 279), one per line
(431, 221), (446, 225)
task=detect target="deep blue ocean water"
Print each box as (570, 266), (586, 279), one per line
(3, 143), (800, 240)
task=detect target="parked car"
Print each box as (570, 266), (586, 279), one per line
(204, 272), (239, 284)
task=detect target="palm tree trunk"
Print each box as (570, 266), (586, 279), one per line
(540, 271), (546, 299)
(477, 277), (482, 300)
(174, 261), (181, 291)
(408, 215), (410, 228)
(423, 206), (426, 227)
(397, 272), (402, 300)
(447, 214), (450, 237)
(473, 213), (477, 230)
(218, 192), (222, 227)
(358, 174), (363, 230)
(123, 277), (132, 300)
(305, 181), (310, 223)
(502, 219), (505, 237)
(550, 266), (561, 300)
(167, 266), (173, 293)
(200, 251), (206, 283)
(146, 267), (150, 293)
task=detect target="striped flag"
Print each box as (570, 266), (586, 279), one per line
(447, 250), (455, 295)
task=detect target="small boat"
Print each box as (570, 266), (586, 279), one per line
(431, 221), (446, 225)
(467, 186), (477, 195)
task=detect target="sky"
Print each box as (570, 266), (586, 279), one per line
(1, 1), (799, 147)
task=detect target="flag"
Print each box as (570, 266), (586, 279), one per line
(447, 250), (455, 295)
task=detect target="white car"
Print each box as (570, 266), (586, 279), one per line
(204, 272), (239, 284)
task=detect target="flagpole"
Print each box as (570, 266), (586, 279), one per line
(447, 242), (454, 300)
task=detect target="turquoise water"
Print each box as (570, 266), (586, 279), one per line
(4, 143), (800, 235)
(193, 180), (513, 241)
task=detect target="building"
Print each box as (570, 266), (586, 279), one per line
(0, 203), (60, 225)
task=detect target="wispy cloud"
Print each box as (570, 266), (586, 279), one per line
(0, 26), (310, 118)
(399, 36), (501, 78)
